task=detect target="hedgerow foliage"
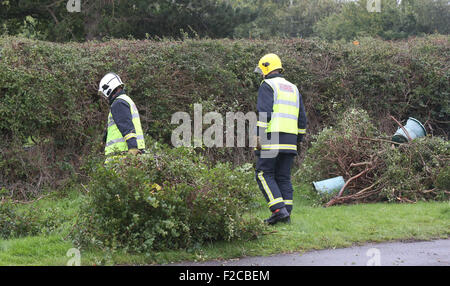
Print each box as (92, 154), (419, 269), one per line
(0, 35), (448, 197)
(297, 108), (449, 206)
(0, 196), (71, 239)
(0, 200), (41, 239)
(71, 138), (263, 253)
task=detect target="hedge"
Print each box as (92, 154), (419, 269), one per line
(71, 137), (263, 253)
(0, 35), (448, 198)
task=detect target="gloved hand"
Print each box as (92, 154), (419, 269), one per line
(102, 129), (107, 144)
(256, 136), (262, 150)
(128, 148), (141, 155)
(297, 134), (304, 143)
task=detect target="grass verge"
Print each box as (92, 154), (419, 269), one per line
(0, 189), (448, 265)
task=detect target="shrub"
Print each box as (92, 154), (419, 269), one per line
(296, 108), (449, 206)
(436, 166), (450, 192)
(0, 199), (40, 239)
(298, 108), (381, 184)
(0, 196), (70, 239)
(380, 137), (450, 202)
(72, 138), (264, 253)
(0, 35), (448, 198)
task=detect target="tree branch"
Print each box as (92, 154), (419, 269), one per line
(390, 115), (413, 141)
(46, 7), (59, 24)
(325, 166), (375, 207)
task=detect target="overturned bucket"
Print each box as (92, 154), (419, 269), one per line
(392, 117), (427, 143)
(313, 176), (345, 194)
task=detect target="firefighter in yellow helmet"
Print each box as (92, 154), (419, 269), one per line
(98, 73), (146, 164)
(254, 54), (307, 225)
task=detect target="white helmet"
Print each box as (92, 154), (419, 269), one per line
(98, 72), (124, 98)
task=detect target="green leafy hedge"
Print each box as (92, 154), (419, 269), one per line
(296, 108), (449, 205)
(0, 35), (448, 197)
(0, 195), (71, 239)
(71, 138), (263, 253)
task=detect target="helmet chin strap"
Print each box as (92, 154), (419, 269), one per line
(265, 69), (281, 78)
(110, 86), (124, 100)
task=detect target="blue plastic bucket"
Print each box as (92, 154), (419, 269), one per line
(313, 176), (345, 194)
(392, 117), (426, 143)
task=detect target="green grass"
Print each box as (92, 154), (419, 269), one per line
(0, 189), (448, 265)
(0, 235), (72, 266)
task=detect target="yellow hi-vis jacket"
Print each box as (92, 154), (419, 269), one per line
(263, 77), (301, 135)
(256, 75), (307, 153)
(105, 94), (145, 156)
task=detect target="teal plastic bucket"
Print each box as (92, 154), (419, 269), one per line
(313, 176), (345, 194)
(392, 117), (426, 143)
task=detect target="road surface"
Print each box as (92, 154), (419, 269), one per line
(167, 239), (449, 266)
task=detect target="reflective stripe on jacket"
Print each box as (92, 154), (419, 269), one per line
(262, 77), (299, 135)
(255, 74), (307, 154)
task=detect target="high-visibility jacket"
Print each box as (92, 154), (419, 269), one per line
(256, 74), (307, 154)
(262, 77), (302, 135)
(105, 94), (145, 156)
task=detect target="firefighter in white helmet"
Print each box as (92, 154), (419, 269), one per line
(98, 72), (145, 164)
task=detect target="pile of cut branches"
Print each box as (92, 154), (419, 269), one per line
(297, 108), (449, 206)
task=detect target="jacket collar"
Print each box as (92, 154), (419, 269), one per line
(264, 73), (284, 80)
(109, 89), (126, 106)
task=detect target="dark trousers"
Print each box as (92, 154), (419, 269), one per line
(255, 153), (295, 213)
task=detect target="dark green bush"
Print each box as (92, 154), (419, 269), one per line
(0, 199), (40, 239)
(436, 166), (450, 192)
(0, 195), (70, 239)
(0, 35), (448, 197)
(380, 137), (450, 202)
(72, 138), (264, 253)
(298, 108), (381, 184)
(296, 108), (449, 205)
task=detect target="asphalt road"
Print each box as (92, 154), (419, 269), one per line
(168, 239), (450, 266)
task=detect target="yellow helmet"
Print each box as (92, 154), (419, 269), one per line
(254, 53), (284, 76)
